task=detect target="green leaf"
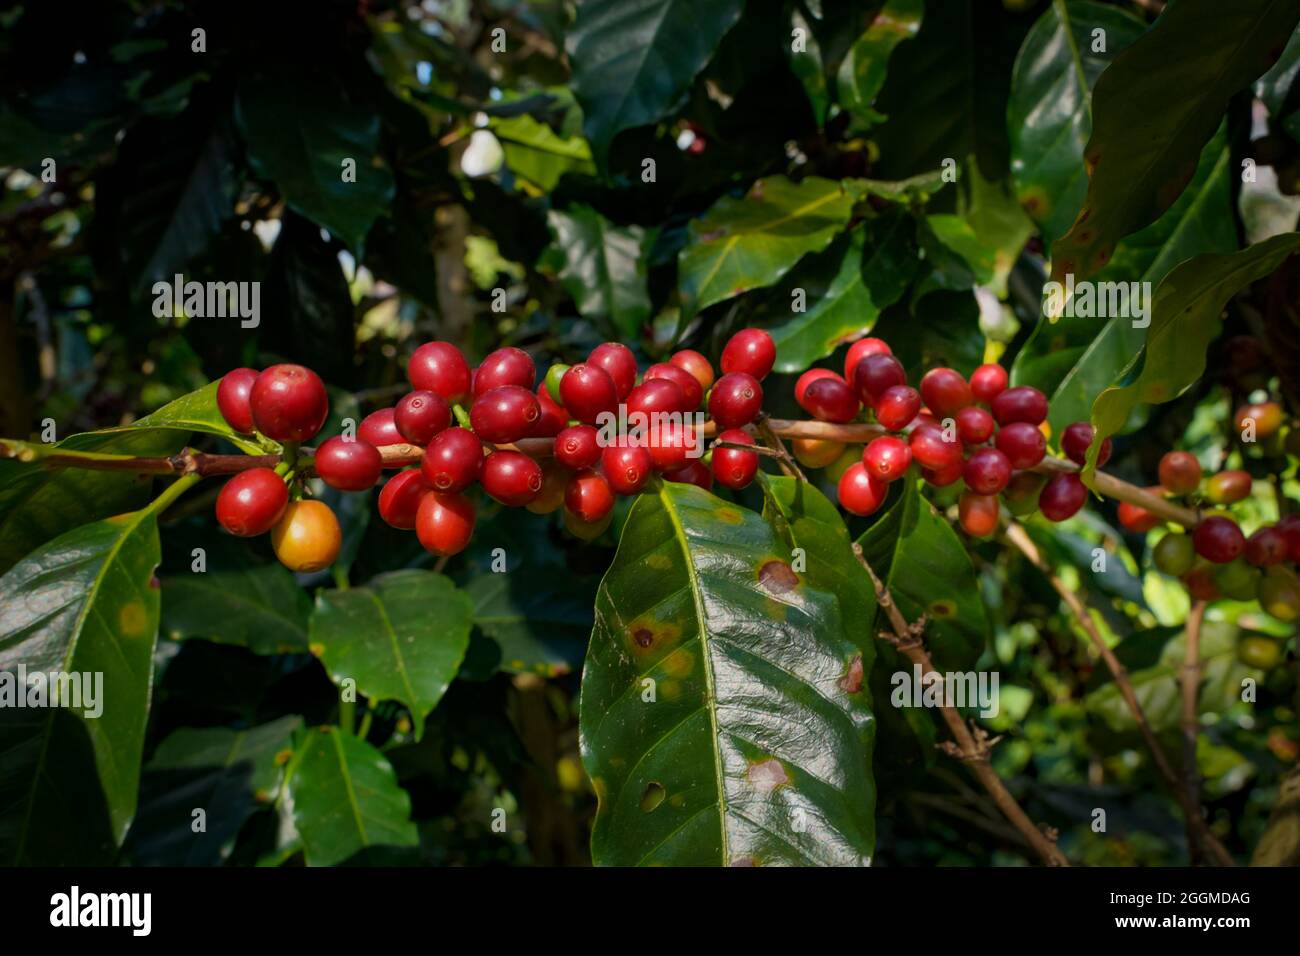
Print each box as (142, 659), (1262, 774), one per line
(0, 494), (177, 863)
(289, 727), (418, 867)
(1014, 130), (1236, 434)
(237, 70), (395, 251)
(1086, 232), (1300, 479)
(126, 717), (300, 866)
(788, 7), (829, 125)
(547, 205), (653, 338)
(1050, 0), (1300, 283)
(580, 481), (875, 866)
(567, 0), (744, 166)
(466, 573), (592, 678)
(492, 114), (596, 191)
(309, 570), (473, 740)
(835, 0), (924, 128)
(1007, 0), (1146, 245)
(678, 175), (859, 318)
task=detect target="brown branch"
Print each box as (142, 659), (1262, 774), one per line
(753, 414), (806, 481)
(1181, 600), (1208, 865)
(1004, 523), (1235, 866)
(852, 542), (1072, 867)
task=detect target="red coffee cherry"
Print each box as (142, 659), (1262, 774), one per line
(589, 342), (639, 400)
(1234, 401), (1283, 439)
(721, 328), (776, 381)
(217, 367), (259, 434)
(601, 444), (653, 495)
(1184, 566), (1219, 602)
(990, 385), (1048, 426)
(958, 492), (1000, 537)
(910, 423), (963, 470)
(920, 367), (973, 418)
(421, 427), (483, 492)
(800, 376), (860, 423)
(1245, 526), (1289, 566)
(852, 354), (907, 403)
(647, 420), (691, 472)
(863, 436), (912, 482)
(250, 364), (329, 442)
(963, 447), (1012, 495)
(1193, 516), (1246, 564)
(1205, 469), (1252, 505)
(838, 462), (888, 516)
(794, 368), (842, 405)
(481, 450), (544, 507)
(995, 421), (1046, 469)
(708, 372), (763, 429)
(555, 425), (601, 470)
(628, 378), (690, 418)
(314, 437), (383, 491)
(1276, 514), (1300, 561)
(712, 429), (759, 489)
(409, 341), (472, 403)
(530, 383), (569, 437)
(669, 349), (715, 392)
(1038, 473), (1087, 522)
(645, 362), (704, 410)
(955, 406), (995, 444)
(565, 469), (615, 522)
(469, 384), (541, 444)
(662, 460), (713, 490)
(215, 468), (288, 537)
(1061, 421), (1112, 467)
(358, 408), (402, 448)
(560, 363), (619, 425)
(473, 347), (535, 397)
(843, 337), (891, 382)
(1117, 490), (1163, 533)
(875, 386), (922, 431)
(526, 460), (570, 515)
(969, 364), (1008, 404)
(394, 390), (451, 446)
(415, 491), (476, 557)
(1157, 451), (1201, 494)
(922, 459), (965, 487)
(377, 469), (427, 529)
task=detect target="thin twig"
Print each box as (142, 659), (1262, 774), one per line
(753, 413), (807, 481)
(1181, 600), (1207, 865)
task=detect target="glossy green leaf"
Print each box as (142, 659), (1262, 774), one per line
(289, 727), (418, 867)
(309, 570), (473, 740)
(1007, 0), (1146, 244)
(567, 0), (744, 166)
(492, 114), (596, 191)
(466, 573), (592, 678)
(678, 175), (859, 318)
(548, 205), (653, 338)
(835, 0), (923, 127)
(1086, 232), (1300, 478)
(788, 6), (829, 125)
(580, 481), (875, 866)
(1050, 0), (1300, 283)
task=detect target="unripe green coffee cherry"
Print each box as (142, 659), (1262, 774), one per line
(1213, 559), (1259, 601)
(1002, 472), (1045, 517)
(1237, 634), (1284, 670)
(544, 364), (570, 406)
(1258, 573), (1300, 621)
(1153, 532), (1196, 577)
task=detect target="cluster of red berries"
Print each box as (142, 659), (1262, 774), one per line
(211, 329), (779, 566)
(792, 338), (1104, 536)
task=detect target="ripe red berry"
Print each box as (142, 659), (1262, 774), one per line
(473, 347), (535, 397)
(663, 460), (713, 490)
(416, 491), (476, 557)
(215, 468), (288, 537)
(955, 406), (995, 444)
(217, 368), (259, 434)
(589, 342), (639, 400)
(1234, 401), (1284, 439)
(995, 422), (1046, 469)
(800, 376), (860, 423)
(1206, 469), (1252, 505)
(958, 492), (1000, 537)
(1193, 516), (1246, 564)
(565, 469), (615, 522)
(314, 437), (383, 491)
(378, 469), (427, 529)
(1038, 474), (1087, 522)
(910, 423), (963, 470)
(838, 462), (888, 516)
(708, 372), (763, 429)
(843, 338), (891, 382)
(602, 444), (653, 495)
(1158, 451), (1201, 494)
(712, 428), (759, 489)
(1117, 491), (1163, 533)
(645, 363), (704, 410)
(922, 459), (965, 487)
(1245, 526), (1289, 566)
(920, 368), (973, 418)
(1276, 514), (1300, 561)
(409, 342), (472, 403)
(669, 349), (715, 392)
(990, 386), (1048, 426)
(795, 368), (842, 405)
(863, 436), (912, 482)
(481, 450), (544, 506)
(1061, 421), (1112, 467)
(963, 447), (1012, 495)
(560, 363), (619, 425)
(647, 420), (691, 472)
(530, 383), (569, 437)
(555, 425), (601, 470)
(721, 328), (776, 381)
(358, 408), (401, 448)
(969, 364), (1008, 404)
(250, 364), (329, 442)
(469, 385), (541, 444)
(852, 354), (906, 403)
(394, 390), (451, 446)
(421, 427), (483, 492)
(875, 386), (922, 431)
(628, 378), (689, 419)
